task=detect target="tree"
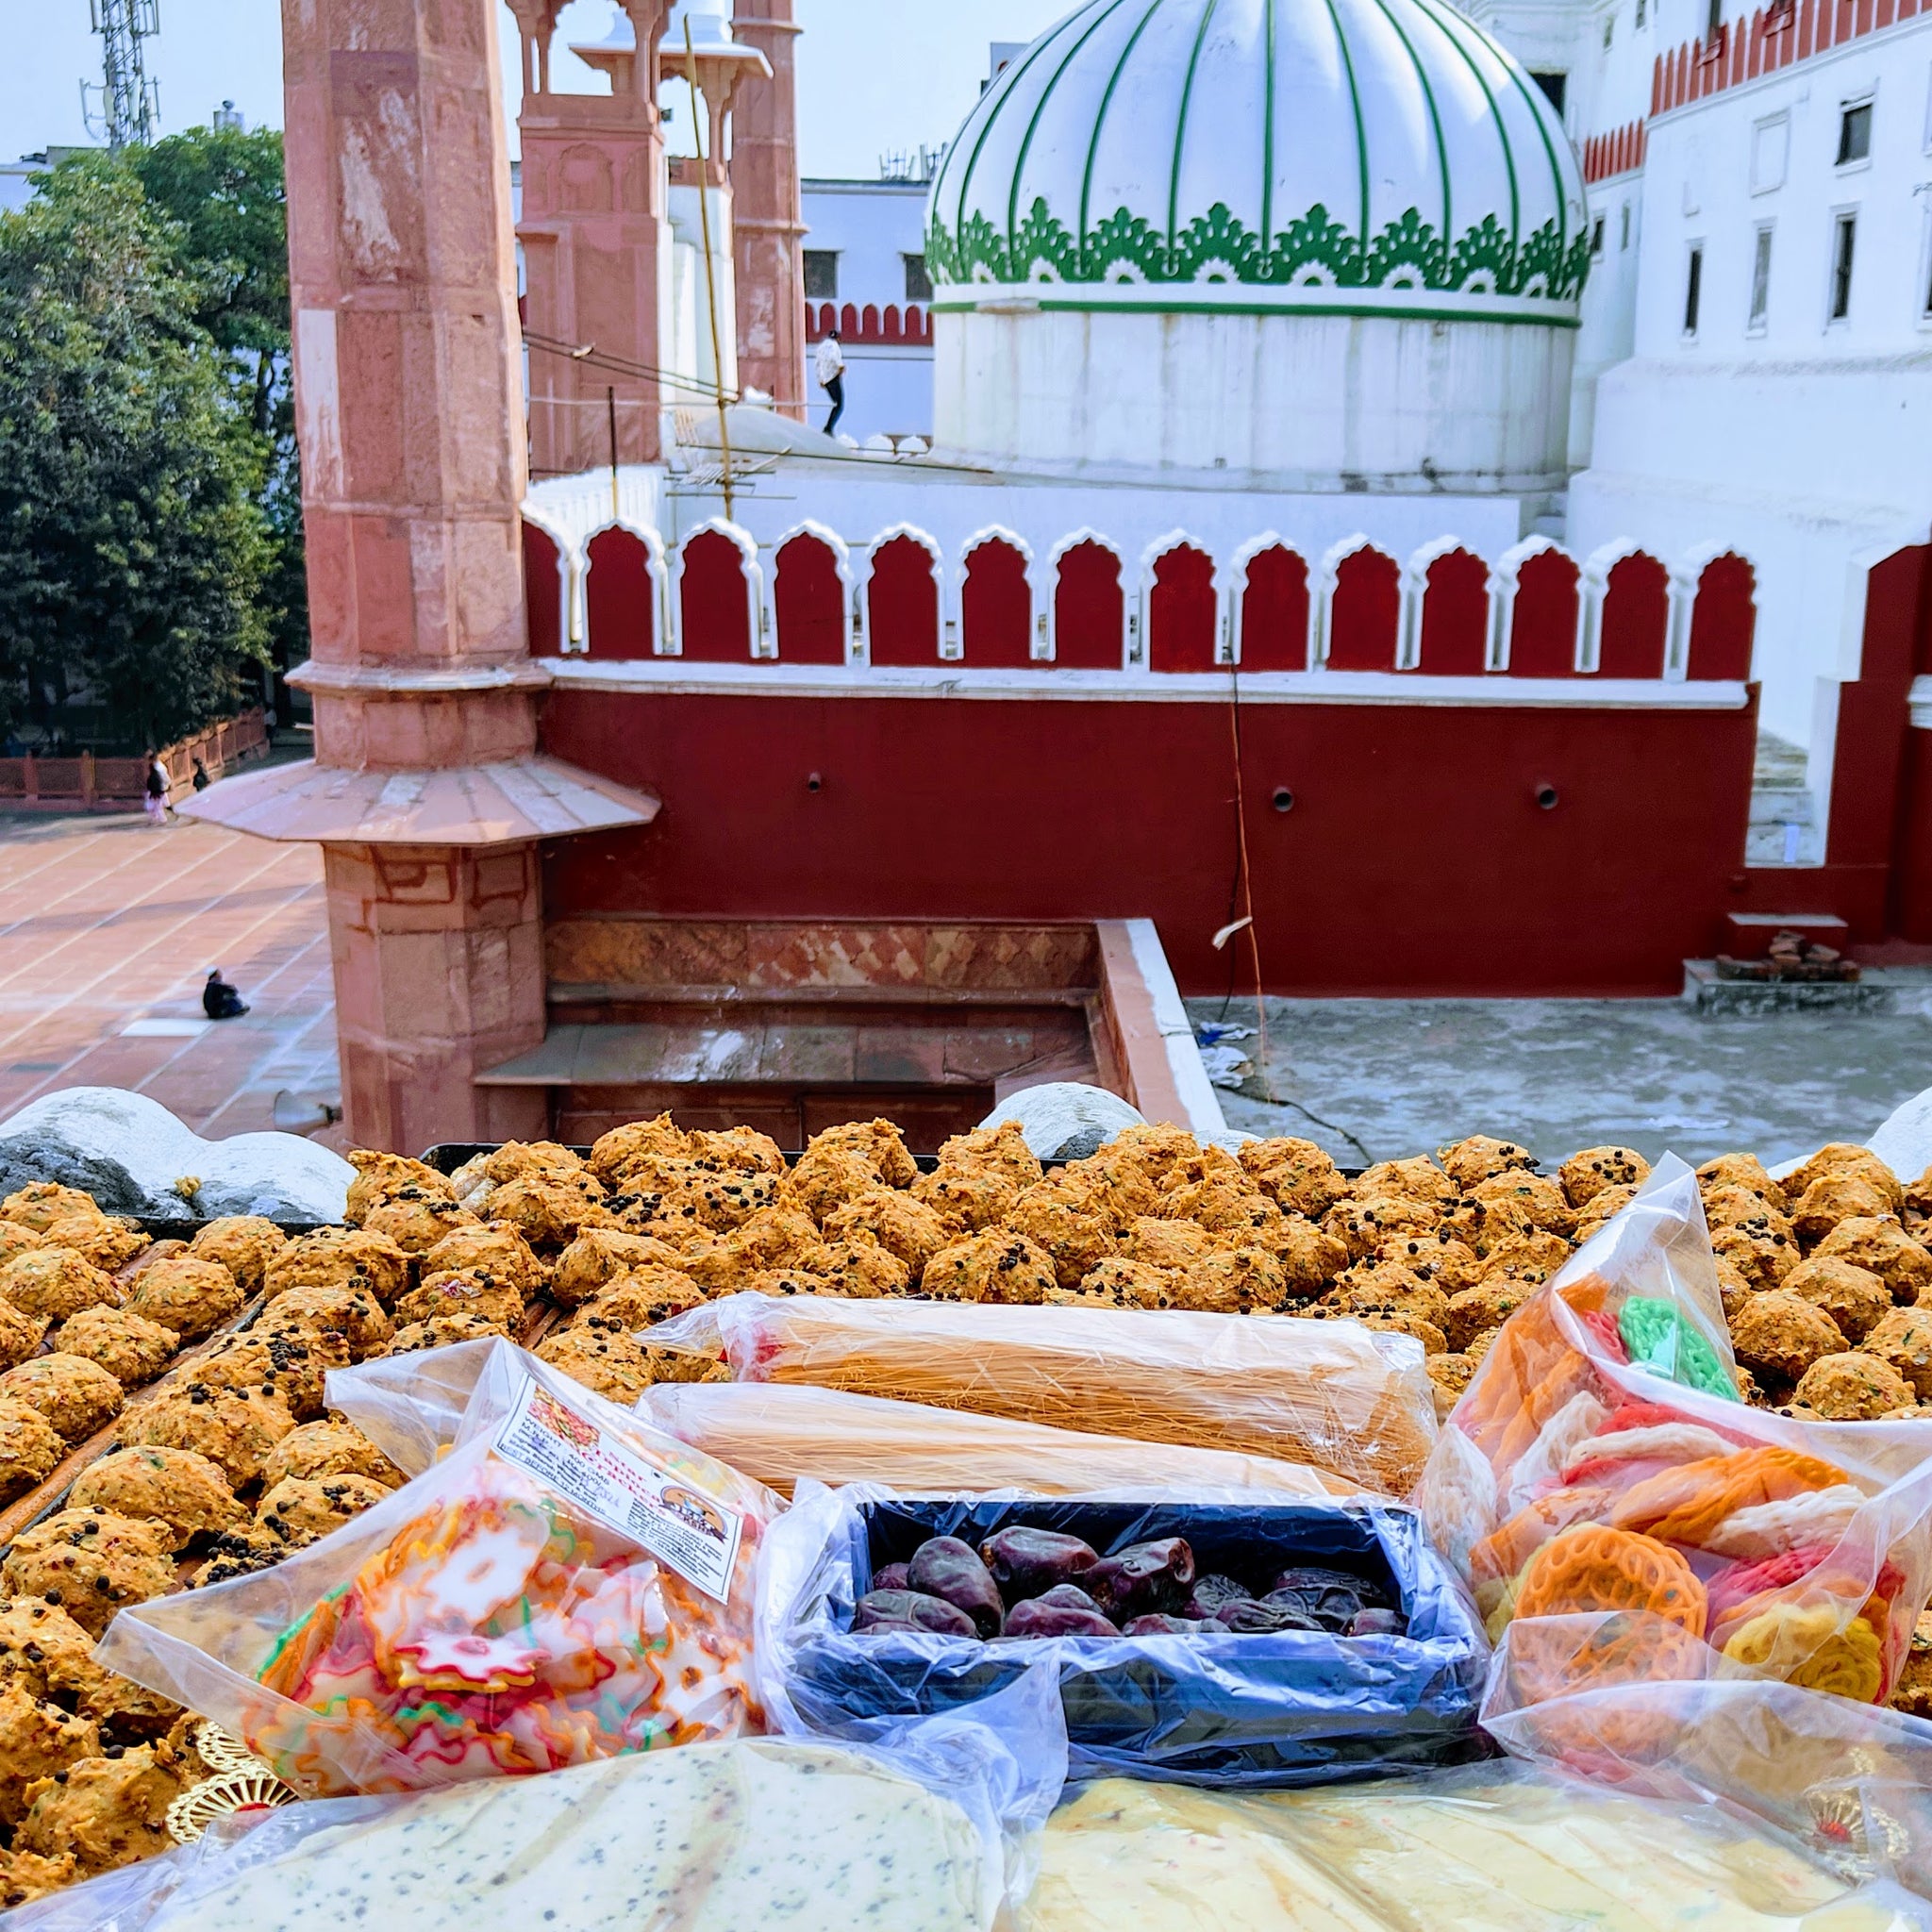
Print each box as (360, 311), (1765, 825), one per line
(129, 129), (308, 690)
(128, 127), (290, 437)
(0, 167), (274, 749)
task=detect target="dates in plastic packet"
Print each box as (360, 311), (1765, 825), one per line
(98, 1342), (779, 1795)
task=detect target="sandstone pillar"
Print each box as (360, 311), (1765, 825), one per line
(731, 0), (808, 418)
(326, 844), (548, 1151)
(187, 0), (656, 1151)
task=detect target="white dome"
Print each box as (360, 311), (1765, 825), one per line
(927, 0), (1588, 326)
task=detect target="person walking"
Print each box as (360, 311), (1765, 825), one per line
(816, 327), (846, 439)
(143, 754), (170, 826)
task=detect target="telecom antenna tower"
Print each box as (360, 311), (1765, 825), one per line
(82, 0), (161, 152)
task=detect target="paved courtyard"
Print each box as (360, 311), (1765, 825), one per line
(0, 806), (1926, 1178)
(0, 808), (338, 1141)
(1194, 994), (1932, 1173)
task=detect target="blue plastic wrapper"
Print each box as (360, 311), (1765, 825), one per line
(758, 1489), (1491, 1789)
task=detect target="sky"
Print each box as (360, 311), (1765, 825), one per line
(1, 1), (1074, 178)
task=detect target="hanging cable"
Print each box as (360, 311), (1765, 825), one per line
(1223, 648), (1276, 1110)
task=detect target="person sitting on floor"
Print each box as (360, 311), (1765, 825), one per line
(202, 970), (249, 1021)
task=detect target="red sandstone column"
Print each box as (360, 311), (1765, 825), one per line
(282, 0), (547, 1148)
(731, 0), (808, 418)
(326, 845), (548, 1151)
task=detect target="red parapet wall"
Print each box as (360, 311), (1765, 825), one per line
(1583, 121), (1647, 183)
(524, 516), (1757, 683)
(805, 301), (932, 347)
(1651, 0), (1924, 113)
(539, 688), (1759, 997)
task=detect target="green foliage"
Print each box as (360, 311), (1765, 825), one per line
(0, 127), (301, 752)
(129, 126), (290, 431)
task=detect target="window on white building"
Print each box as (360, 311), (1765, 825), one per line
(1602, 13), (1614, 47)
(804, 251), (840, 300)
(1748, 224), (1773, 331)
(1828, 212), (1857, 320)
(1923, 214), (1932, 321)
(1637, 0), (1647, 25)
(1531, 70), (1567, 113)
(1837, 100), (1874, 167)
(1684, 243), (1705, 336)
(1751, 113), (1790, 193)
(1620, 202), (1632, 250)
(902, 253), (933, 303)
(1591, 214), (1607, 256)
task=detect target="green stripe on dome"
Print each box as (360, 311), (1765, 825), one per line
(1407, 0), (1519, 244)
(1261, 0), (1277, 251)
(1011, 0), (1139, 258)
(1081, 0), (1167, 243)
(946, 5), (1086, 251)
(1168, 0), (1223, 251)
(1362, 0), (1452, 244)
(924, 0), (1591, 308)
(1464, 3), (1573, 263)
(1316, 0), (1372, 248)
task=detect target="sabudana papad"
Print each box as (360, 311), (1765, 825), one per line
(1024, 1774), (1912, 1932)
(168, 1738), (989, 1932)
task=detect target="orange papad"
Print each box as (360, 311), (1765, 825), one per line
(1607, 1448), (1848, 1550)
(1514, 1524), (1708, 1636)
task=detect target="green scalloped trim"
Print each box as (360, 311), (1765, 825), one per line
(927, 196), (1590, 305)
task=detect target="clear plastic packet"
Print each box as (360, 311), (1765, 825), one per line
(97, 1341), (780, 1794)
(321, 1335), (500, 1475)
(1, 1690), (1068, 1932)
(1417, 1159), (1932, 1714)
(1481, 1670), (1932, 1902)
(649, 1292), (1439, 1496)
(757, 1481), (1487, 1789)
(641, 1380), (1355, 1499)
(1021, 1758), (1932, 1930)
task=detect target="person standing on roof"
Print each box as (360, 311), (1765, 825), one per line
(816, 327), (846, 440)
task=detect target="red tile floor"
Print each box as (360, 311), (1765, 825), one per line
(0, 808), (339, 1141)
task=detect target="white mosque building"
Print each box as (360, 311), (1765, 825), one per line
(515, 0), (1927, 967)
(788, 0), (1930, 854)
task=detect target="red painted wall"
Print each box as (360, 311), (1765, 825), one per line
(1149, 546), (1217, 673)
(1241, 549), (1308, 670)
(1688, 554), (1756, 681)
(867, 536), (940, 666)
(962, 541), (1034, 667)
(1510, 551), (1580, 675)
(679, 531), (752, 661)
(1055, 543), (1124, 668)
(774, 535), (846, 665)
(1735, 542), (1928, 939)
(540, 689), (1758, 995)
(586, 527), (654, 659)
(524, 523), (563, 656)
(1598, 554), (1669, 677)
(1418, 549), (1490, 675)
(1328, 549), (1400, 670)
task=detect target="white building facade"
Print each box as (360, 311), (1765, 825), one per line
(1468, 0), (1932, 825)
(799, 171), (937, 442)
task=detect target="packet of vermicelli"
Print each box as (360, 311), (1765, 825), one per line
(641, 1381), (1357, 1500)
(647, 1292), (1438, 1496)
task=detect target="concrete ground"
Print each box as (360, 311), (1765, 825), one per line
(0, 807), (338, 1140)
(1191, 994), (1932, 1174)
